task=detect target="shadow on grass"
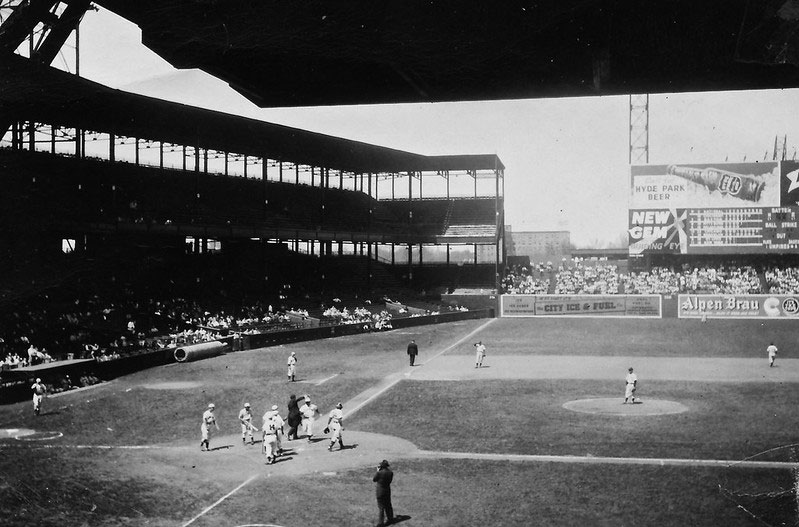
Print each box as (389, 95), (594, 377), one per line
(208, 444), (234, 451)
(391, 514), (412, 524)
(38, 410), (61, 416)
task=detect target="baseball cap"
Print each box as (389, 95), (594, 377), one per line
(271, 405), (278, 410)
(36, 378), (41, 383)
(336, 403), (343, 409)
(244, 403), (250, 407)
(379, 460), (390, 468)
(208, 403), (215, 409)
(628, 367), (634, 371)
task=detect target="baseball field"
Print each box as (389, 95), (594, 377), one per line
(1, 316), (798, 526)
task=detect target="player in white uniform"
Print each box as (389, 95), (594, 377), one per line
(623, 367), (638, 404)
(287, 351), (297, 382)
(299, 396), (319, 442)
(238, 403), (256, 445)
(262, 409), (280, 464)
(474, 341), (487, 368)
(326, 403), (345, 451)
(31, 378), (46, 416)
(200, 403), (219, 451)
(767, 342), (778, 367)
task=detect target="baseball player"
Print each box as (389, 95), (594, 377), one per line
(623, 367), (638, 404)
(474, 341), (487, 368)
(299, 395), (319, 442)
(31, 377), (46, 416)
(767, 342), (778, 367)
(200, 403), (219, 451)
(264, 404), (286, 454)
(262, 408), (280, 464)
(326, 402), (345, 451)
(287, 351), (297, 382)
(238, 403), (256, 445)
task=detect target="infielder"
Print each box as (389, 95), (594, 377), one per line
(326, 402), (345, 451)
(474, 341), (487, 368)
(262, 408), (280, 464)
(200, 403), (219, 451)
(31, 377), (46, 416)
(299, 395), (319, 442)
(238, 403), (256, 445)
(623, 367), (637, 404)
(287, 351), (297, 382)
(767, 342), (778, 367)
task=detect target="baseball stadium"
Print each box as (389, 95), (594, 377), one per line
(4, 2), (799, 527)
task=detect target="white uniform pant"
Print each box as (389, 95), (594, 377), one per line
(263, 433), (278, 460)
(32, 393), (43, 412)
(302, 417), (315, 438)
(475, 350), (485, 365)
(201, 424), (210, 442)
(330, 422), (343, 442)
(241, 422), (254, 440)
(625, 383), (636, 400)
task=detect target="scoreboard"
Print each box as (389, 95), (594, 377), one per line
(629, 161), (799, 255)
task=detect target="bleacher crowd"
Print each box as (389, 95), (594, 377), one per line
(503, 260), (799, 295)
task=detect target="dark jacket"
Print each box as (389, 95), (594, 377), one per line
(373, 467), (393, 497)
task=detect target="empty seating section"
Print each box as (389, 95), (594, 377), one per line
(0, 149), (407, 233)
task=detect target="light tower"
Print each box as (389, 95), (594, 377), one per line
(629, 94), (649, 164)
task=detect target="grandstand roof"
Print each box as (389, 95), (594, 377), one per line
(0, 54), (503, 173)
(93, 0), (799, 107)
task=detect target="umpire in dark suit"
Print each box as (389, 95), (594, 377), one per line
(373, 459), (394, 526)
(407, 340), (418, 366)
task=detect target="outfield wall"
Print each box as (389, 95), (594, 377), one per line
(678, 294), (799, 319)
(501, 294), (662, 318)
(500, 293), (799, 319)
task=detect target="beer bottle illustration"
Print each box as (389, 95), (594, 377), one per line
(667, 165), (765, 202)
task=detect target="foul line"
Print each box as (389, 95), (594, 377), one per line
(345, 318), (496, 419)
(182, 474), (259, 527)
(417, 450), (799, 469)
(315, 374), (339, 386)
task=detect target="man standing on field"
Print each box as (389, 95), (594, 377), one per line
(623, 367), (637, 404)
(767, 342), (778, 367)
(474, 341), (486, 368)
(287, 351), (297, 382)
(407, 339), (418, 366)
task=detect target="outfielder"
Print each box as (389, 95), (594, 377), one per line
(262, 409), (280, 464)
(474, 341), (486, 368)
(31, 377), (46, 416)
(326, 402), (345, 451)
(287, 351), (297, 382)
(623, 367), (638, 404)
(767, 342), (778, 367)
(238, 403), (256, 445)
(200, 403), (219, 451)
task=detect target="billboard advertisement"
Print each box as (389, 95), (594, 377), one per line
(630, 162), (780, 210)
(501, 295), (661, 318)
(678, 294), (799, 319)
(628, 161), (799, 255)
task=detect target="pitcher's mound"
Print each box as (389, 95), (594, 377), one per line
(563, 398), (689, 416)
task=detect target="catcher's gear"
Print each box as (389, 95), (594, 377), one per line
(323, 427), (330, 434)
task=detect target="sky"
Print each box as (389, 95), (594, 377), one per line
(32, 7), (799, 248)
